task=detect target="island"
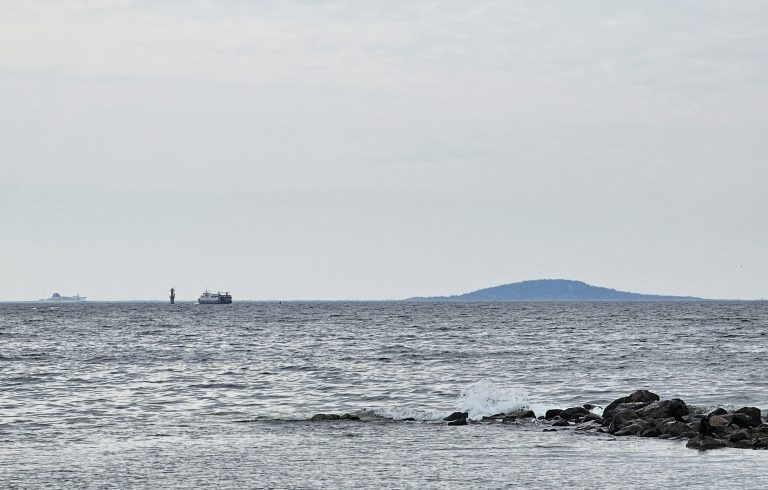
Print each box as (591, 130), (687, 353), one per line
(407, 279), (704, 302)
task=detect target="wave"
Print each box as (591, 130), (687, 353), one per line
(457, 379), (549, 420)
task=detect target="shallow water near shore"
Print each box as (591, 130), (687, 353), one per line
(2, 302), (768, 487)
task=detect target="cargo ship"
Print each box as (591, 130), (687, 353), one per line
(40, 293), (87, 302)
(198, 290), (232, 304)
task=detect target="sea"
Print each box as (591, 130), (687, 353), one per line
(2, 301), (767, 488)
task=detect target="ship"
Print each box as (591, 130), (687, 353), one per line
(198, 290), (232, 304)
(40, 293), (87, 302)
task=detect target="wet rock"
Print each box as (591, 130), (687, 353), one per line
(729, 429), (749, 443)
(310, 413), (360, 421)
(602, 402), (652, 425)
(608, 410), (638, 433)
(686, 435), (731, 450)
(660, 421), (689, 437)
(603, 390), (660, 420)
(640, 428), (661, 438)
(727, 413), (754, 429)
(545, 409), (564, 420)
(575, 420), (601, 431)
(635, 399), (688, 421)
(735, 407), (762, 427)
(582, 413), (603, 424)
(561, 407), (590, 420)
(708, 408), (728, 418)
(448, 418), (467, 426)
(542, 428), (558, 432)
(583, 403), (597, 411)
(310, 413), (341, 421)
(510, 410), (537, 419)
(444, 411), (468, 422)
(615, 424), (644, 436)
(551, 416), (570, 427)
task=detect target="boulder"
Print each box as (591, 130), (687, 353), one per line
(582, 413), (603, 424)
(608, 410), (638, 433)
(603, 390), (660, 420)
(444, 411), (468, 422)
(735, 407), (762, 427)
(310, 413), (361, 421)
(561, 406), (590, 420)
(708, 408), (727, 418)
(686, 435), (731, 450)
(729, 429), (750, 443)
(615, 424), (644, 436)
(660, 421), (690, 437)
(708, 415), (730, 428)
(545, 409), (564, 420)
(727, 413), (754, 429)
(448, 418), (467, 426)
(635, 399), (688, 421)
(551, 416), (570, 427)
(576, 420), (602, 431)
(640, 428), (661, 438)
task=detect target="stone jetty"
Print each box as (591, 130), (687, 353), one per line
(534, 390), (767, 450)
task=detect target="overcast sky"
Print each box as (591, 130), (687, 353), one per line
(1, 1), (766, 300)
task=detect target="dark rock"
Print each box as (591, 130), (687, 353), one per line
(444, 411), (468, 422)
(603, 390), (660, 420)
(545, 409), (564, 420)
(582, 413), (603, 424)
(551, 416), (570, 427)
(575, 420), (602, 431)
(510, 409), (537, 419)
(615, 424), (643, 436)
(686, 435), (731, 450)
(727, 413), (754, 429)
(310, 413), (341, 421)
(635, 399), (688, 421)
(708, 408), (728, 418)
(608, 410), (638, 433)
(729, 429), (749, 443)
(402, 417), (416, 421)
(602, 402), (653, 425)
(660, 421), (689, 437)
(583, 403), (597, 411)
(561, 406), (590, 420)
(733, 439), (754, 449)
(708, 415), (730, 428)
(542, 428), (558, 432)
(698, 418), (713, 437)
(340, 413), (361, 421)
(448, 418), (467, 426)
(735, 407), (762, 427)
(640, 428), (661, 438)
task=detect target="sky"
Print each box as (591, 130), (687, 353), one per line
(1, 0), (767, 301)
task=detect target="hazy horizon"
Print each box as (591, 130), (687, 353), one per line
(2, 1), (766, 301)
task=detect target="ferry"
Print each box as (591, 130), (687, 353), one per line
(40, 293), (87, 302)
(198, 290), (232, 304)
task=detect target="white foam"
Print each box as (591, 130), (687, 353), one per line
(457, 379), (547, 420)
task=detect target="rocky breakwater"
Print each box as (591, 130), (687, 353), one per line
(550, 390), (768, 451)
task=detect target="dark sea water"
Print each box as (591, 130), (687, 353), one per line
(2, 301), (768, 488)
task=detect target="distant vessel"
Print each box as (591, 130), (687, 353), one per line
(198, 290), (232, 304)
(40, 293), (87, 302)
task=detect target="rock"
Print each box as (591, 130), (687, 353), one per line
(561, 407), (590, 420)
(583, 403), (597, 411)
(686, 435), (731, 450)
(310, 413), (361, 421)
(640, 428), (661, 438)
(582, 413), (603, 424)
(310, 413), (341, 421)
(512, 410), (537, 419)
(602, 402), (653, 425)
(575, 420), (602, 431)
(551, 416), (570, 427)
(448, 418), (467, 426)
(660, 421), (689, 437)
(615, 424), (643, 436)
(735, 407), (762, 427)
(729, 429), (749, 443)
(635, 399), (688, 421)
(608, 410), (638, 433)
(603, 390), (660, 420)
(542, 428), (558, 432)
(708, 415), (730, 428)
(545, 409), (564, 420)
(727, 413), (754, 429)
(444, 411), (468, 422)
(708, 408), (727, 418)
